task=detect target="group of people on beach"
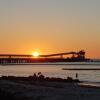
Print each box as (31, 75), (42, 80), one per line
(32, 72), (79, 81)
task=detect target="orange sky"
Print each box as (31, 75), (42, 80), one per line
(0, 0), (100, 59)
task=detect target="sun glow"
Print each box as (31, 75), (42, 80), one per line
(32, 52), (40, 57)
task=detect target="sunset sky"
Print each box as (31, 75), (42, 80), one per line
(0, 0), (100, 58)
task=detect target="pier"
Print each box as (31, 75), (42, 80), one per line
(0, 50), (88, 64)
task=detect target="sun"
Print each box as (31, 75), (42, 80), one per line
(32, 52), (40, 57)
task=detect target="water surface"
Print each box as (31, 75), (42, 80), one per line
(0, 62), (100, 82)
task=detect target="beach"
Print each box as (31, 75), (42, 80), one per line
(0, 78), (100, 100)
(0, 64), (100, 100)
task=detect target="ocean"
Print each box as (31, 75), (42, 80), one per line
(0, 62), (100, 82)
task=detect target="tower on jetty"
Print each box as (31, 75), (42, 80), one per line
(0, 50), (88, 64)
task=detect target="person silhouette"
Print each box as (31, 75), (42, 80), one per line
(76, 73), (78, 79)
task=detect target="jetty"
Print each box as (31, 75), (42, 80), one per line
(62, 68), (100, 70)
(0, 50), (89, 64)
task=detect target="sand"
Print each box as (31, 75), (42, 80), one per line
(0, 79), (100, 100)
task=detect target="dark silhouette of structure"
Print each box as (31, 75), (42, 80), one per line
(0, 50), (88, 64)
